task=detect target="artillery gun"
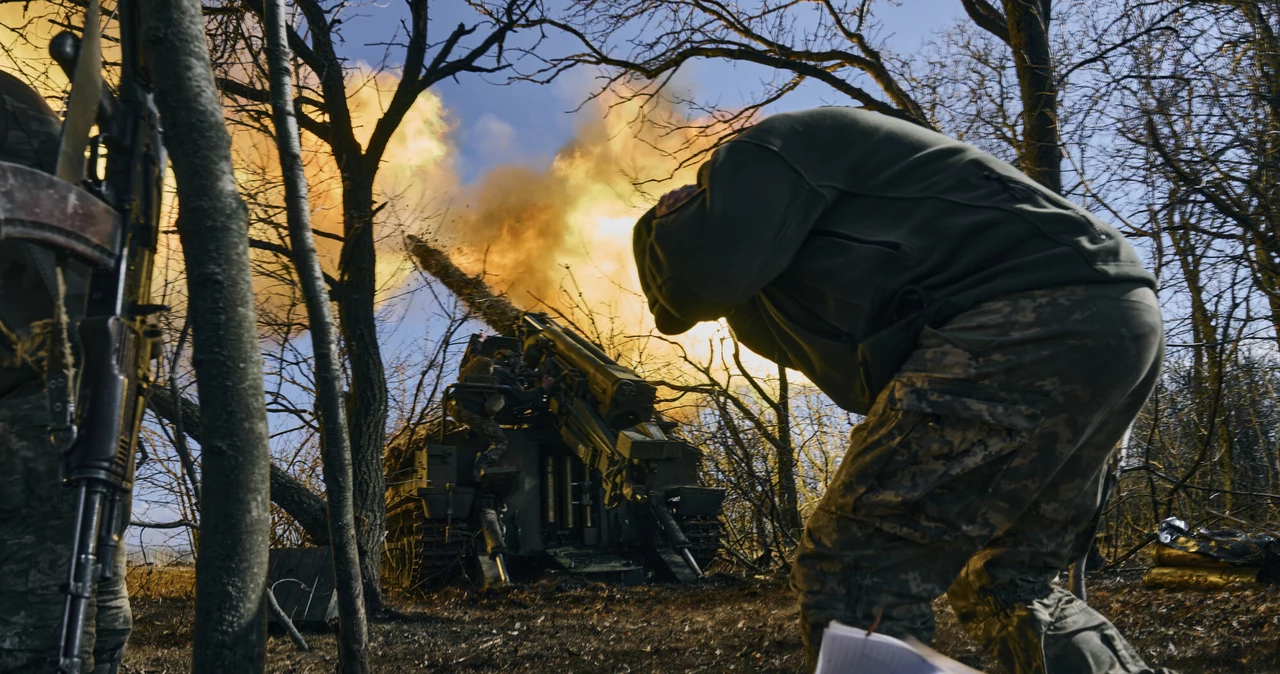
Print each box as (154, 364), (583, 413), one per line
(383, 313), (725, 591)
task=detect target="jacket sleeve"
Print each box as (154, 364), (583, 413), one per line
(636, 138), (829, 325)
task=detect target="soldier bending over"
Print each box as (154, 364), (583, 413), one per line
(632, 107), (1174, 674)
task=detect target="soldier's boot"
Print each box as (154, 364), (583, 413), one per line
(90, 646), (124, 674)
(947, 554), (1174, 674)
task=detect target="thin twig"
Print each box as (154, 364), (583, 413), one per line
(266, 584), (309, 651)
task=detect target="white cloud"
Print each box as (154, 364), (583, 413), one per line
(471, 113), (519, 162)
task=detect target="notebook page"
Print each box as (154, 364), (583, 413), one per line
(814, 623), (943, 674)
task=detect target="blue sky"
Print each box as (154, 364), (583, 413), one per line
(339, 1), (964, 182)
(132, 0), (974, 547)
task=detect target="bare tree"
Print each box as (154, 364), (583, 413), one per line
(405, 236), (843, 569)
(510, 0), (1117, 193)
(212, 0), (535, 613)
(147, 387), (333, 545)
(1073, 0), (1280, 560)
(263, 0), (369, 669)
(141, 0), (272, 669)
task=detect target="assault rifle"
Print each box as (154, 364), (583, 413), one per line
(0, 1), (166, 670)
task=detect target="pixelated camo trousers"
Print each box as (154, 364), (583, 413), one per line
(791, 283), (1178, 674)
(0, 385), (131, 673)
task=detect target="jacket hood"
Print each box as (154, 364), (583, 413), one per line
(633, 205), (698, 335)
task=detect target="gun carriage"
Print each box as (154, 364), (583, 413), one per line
(384, 313), (725, 590)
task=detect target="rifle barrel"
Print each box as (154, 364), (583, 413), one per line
(57, 483), (106, 673)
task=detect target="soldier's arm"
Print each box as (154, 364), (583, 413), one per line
(634, 139), (828, 327)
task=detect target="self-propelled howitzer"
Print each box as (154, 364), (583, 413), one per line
(383, 313), (725, 590)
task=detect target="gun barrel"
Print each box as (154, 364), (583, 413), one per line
(539, 320), (614, 383)
(57, 483), (107, 673)
(560, 322), (622, 367)
(679, 547), (704, 578)
(524, 314), (656, 428)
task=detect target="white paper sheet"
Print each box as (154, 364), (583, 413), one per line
(814, 622), (984, 674)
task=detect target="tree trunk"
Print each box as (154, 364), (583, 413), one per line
(337, 180), (389, 615)
(263, 0), (370, 669)
(1002, 0), (1062, 193)
(774, 363), (801, 535)
(141, 1), (272, 670)
(1240, 3), (1280, 348)
(148, 387), (332, 545)
(1167, 213), (1235, 504)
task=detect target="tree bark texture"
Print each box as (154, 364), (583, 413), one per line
(148, 387), (332, 546)
(337, 190), (389, 615)
(141, 1), (272, 670)
(263, 0), (389, 612)
(1002, 0), (1063, 193)
(263, 0), (370, 669)
(774, 362), (801, 534)
(225, 3), (519, 613)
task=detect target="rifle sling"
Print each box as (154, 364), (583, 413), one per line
(0, 161), (121, 268)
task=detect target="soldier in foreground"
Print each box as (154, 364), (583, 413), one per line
(632, 107), (1173, 673)
(0, 72), (132, 672)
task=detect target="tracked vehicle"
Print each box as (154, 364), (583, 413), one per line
(383, 314), (725, 591)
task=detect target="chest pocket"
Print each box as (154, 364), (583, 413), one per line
(810, 228), (915, 256)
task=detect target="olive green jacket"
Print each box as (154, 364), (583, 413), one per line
(632, 107), (1156, 414)
(0, 72), (88, 396)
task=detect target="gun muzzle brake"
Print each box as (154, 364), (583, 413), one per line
(49, 32), (79, 76)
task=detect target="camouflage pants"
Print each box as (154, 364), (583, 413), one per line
(0, 385), (131, 673)
(791, 283), (1176, 674)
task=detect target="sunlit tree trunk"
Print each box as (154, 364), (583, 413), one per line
(263, 0), (370, 670)
(1002, 0), (1063, 193)
(142, 0), (271, 669)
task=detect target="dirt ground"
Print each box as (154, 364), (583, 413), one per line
(121, 567), (1280, 673)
